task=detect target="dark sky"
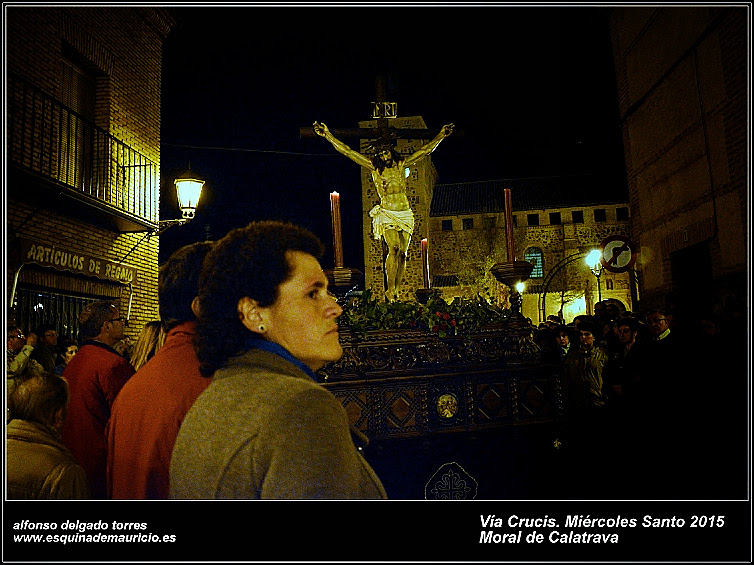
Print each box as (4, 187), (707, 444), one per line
(158, 5), (627, 269)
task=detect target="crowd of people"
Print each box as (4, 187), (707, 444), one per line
(6, 220), (387, 500)
(6, 221), (747, 500)
(532, 296), (746, 499)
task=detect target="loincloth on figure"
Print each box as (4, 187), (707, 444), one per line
(369, 205), (414, 242)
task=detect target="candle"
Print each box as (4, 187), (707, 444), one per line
(504, 188), (515, 262)
(421, 238), (430, 289)
(330, 192), (343, 268)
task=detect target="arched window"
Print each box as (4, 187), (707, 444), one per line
(524, 247), (544, 278)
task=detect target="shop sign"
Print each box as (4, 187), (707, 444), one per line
(18, 238), (138, 283)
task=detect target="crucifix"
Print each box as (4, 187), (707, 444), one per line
(304, 75), (458, 302)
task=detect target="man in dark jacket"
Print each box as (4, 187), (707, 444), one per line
(30, 323), (58, 373)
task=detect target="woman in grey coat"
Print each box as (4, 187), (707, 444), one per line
(170, 220), (386, 499)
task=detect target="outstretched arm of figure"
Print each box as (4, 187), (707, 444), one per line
(403, 123), (455, 167)
(313, 121), (374, 170)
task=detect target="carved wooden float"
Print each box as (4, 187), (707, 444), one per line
(318, 319), (564, 442)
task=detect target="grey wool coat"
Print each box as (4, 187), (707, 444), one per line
(169, 348), (387, 499)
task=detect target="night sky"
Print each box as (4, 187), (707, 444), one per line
(158, 5), (627, 270)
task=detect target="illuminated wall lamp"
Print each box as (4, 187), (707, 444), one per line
(158, 170), (205, 233)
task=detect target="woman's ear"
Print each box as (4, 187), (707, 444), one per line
(191, 296), (202, 318)
(52, 408), (65, 431)
(237, 297), (265, 335)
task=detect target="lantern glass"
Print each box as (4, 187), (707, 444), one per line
(174, 177), (204, 219)
(585, 249), (602, 271)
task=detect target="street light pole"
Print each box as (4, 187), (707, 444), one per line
(594, 269), (602, 302)
(585, 249), (604, 304)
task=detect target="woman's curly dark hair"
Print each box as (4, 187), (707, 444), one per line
(195, 220), (324, 377)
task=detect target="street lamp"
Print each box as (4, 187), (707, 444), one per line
(585, 249), (603, 302)
(174, 169), (204, 220)
(119, 168), (205, 264)
(157, 168), (205, 232)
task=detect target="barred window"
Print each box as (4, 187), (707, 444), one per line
(524, 247), (544, 278)
(433, 274), (459, 287)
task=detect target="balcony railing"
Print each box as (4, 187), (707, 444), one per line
(7, 73), (159, 226)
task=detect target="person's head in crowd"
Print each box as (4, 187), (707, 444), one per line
(8, 371), (70, 432)
(605, 302), (620, 321)
(159, 241), (215, 331)
(616, 317), (639, 348)
(79, 301), (126, 346)
(128, 321), (166, 371)
(577, 322), (602, 350)
(7, 326), (35, 354)
(645, 309), (670, 339)
(35, 323), (58, 349)
(195, 220), (343, 377)
(57, 339), (78, 366)
(698, 316), (720, 338)
(546, 314), (563, 328)
(593, 301), (607, 320)
(573, 314), (596, 329)
(553, 324), (570, 348)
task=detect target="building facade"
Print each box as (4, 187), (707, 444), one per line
(5, 7), (175, 342)
(609, 6), (748, 325)
(428, 177), (632, 324)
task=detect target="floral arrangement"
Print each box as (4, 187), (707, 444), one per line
(338, 288), (512, 338)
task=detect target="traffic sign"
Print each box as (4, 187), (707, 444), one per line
(600, 235), (637, 273)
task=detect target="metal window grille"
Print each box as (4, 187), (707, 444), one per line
(16, 289), (99, 343)
(524, 248), (544, 278)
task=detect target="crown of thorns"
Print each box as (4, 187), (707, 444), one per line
(364, 136), (398, 155)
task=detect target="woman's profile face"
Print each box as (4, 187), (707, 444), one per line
(260, 251), (343, 371)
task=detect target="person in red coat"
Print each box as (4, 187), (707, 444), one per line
(107, 242), (213, 499)
(61, 300), (134, 498)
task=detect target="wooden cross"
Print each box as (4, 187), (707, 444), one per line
(300, 75), (460, 151)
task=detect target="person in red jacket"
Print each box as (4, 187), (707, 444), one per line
(61, 300), (134, 498)
(107, 242), (213, 499)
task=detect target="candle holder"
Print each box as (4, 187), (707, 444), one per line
(415, 288), (440, 304)
(325, 266), (364, 300)
(490, 260), (534, 317)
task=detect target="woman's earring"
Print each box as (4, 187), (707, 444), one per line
(258, 324), (266, 333)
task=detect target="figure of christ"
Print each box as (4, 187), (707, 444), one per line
(314, 121), (454, 301)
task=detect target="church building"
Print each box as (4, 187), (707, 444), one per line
(429, 176), (632, 324)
